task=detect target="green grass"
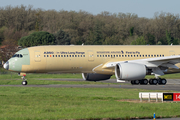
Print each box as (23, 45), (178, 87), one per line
(0, 87), (179, 120)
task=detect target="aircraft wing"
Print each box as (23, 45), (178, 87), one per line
(103, 55), (180, 76)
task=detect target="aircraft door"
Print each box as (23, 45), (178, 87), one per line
(34, 51), (41, 62)
(88, 51), (94, 61)
(169, 50), (175, 56)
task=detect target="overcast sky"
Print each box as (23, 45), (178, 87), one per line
(1, 0), (180, 18)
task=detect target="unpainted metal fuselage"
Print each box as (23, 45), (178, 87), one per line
(5, 45), (180, 75)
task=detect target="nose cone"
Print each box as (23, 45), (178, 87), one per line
(3, 61), (9, 70)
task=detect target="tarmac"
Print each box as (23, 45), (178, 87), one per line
(1, 79), (180, 91)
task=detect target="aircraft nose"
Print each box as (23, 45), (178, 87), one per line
(3, 61), (9, 70)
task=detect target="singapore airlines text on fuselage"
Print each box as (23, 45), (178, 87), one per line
(3, 45), (180, 85)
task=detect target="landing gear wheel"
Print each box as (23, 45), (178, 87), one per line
(149, 79), (153, 85)
(143, 79), (148, 85)
(152, 79), (158, 85)
(21, 75), (27, 85)
(161, 79), (167, 85)
(149, 79), (158, 85)
(131, 80), (135, 85)
(22, 81), (28, 85)
(139, 79), (148, 85)
(158, 78), (162, 84)
(134, 80), (139, 85)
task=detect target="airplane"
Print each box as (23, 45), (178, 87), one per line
(3, 45), (180, 85)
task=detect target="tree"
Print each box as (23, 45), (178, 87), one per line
(129, 27), (134, 36)
(166, 30), (179, 45)
(54, 30), (71, 45)
(0, 39), (18, 61)
(18, 31), (55, 47)
(131, 36), (146, 45)
(146, 33), (155, 45)
(92, 20), (103, 45)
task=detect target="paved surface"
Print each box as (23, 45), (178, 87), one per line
(1, 79), (180, 91)
(137, 118), (180, 120)
(38, 78), (180, 84)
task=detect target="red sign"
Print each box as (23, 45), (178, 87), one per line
(173, 93), (180, 101)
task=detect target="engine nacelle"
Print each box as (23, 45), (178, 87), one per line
(82, 73), (112, 81)
(115, 62), (147, 80)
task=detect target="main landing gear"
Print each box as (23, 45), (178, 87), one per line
(131, 78), (167, 85)
(21, 75), (28, 85)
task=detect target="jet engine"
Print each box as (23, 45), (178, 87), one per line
(115, 62), (149, 80)
(82, 73), (112, 81)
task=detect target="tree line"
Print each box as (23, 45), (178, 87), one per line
(1, 5), (180, 60)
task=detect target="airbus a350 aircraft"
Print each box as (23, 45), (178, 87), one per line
(3, 45), (180, 85)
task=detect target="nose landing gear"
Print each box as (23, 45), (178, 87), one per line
(21, 75), (28, 85)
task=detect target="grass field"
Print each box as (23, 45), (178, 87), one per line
(0, 87), (179, 120)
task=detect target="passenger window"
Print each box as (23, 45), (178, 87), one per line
(160, 55), (161, 57)
(70, 55), (71, 57)
(100, 55), (101, 57)
(125, 55), (127, 57)
(119, 55), (121, 57)
(105, 55), (107, 57)
(56, 55), (57, 57)
(140, 55), (141, 57)
(83, 55), (85, 57)
(128, 55), (130, 57)
(78, 55), (80, 57)
(137, 55), (138, 57)
(162, 55), (164, 57)
(47, 55), (49, 57)
(142, 55), (144, 57)
(148, 55), (150, 57)
(81, 55), (82, 57)
(64, 55), (66, 57)
(154, 55), (156, 57)
(134, 55), (135, 57)
(61, 55), (63, 57)
(97, 55), (99, 57)
(157, 55), (159, 57)
(131, 55), (132, 57)
(122, 55), (124, 57)
(44, 55), (46, 57)
(75, 55), (77, 57)
(145, 55), (147, 57)
(108, 55), (110, 57)
(58, 55), (60, 57)
(116, 55), (118, 57)
(72, 55), (74, 57)
(67, 55), (68, 57)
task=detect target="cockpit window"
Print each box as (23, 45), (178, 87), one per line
(12, 54), (23, 58)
